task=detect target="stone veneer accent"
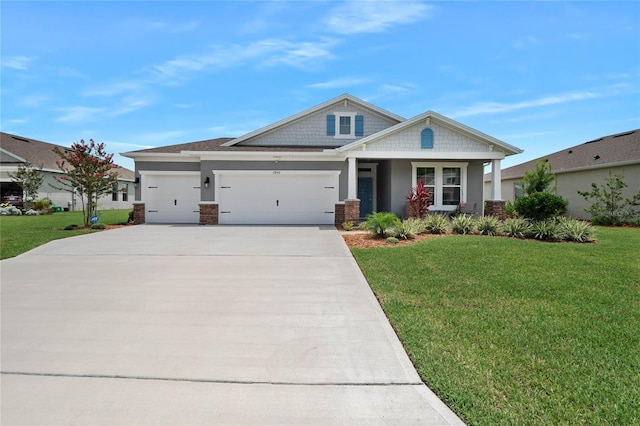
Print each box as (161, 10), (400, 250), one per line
(344, 199), (360, 224)
(132, 202), (145, 224)
(485, 200), (506, 220)
(199, 203), (219, 225)
(334, 203), (345, 226)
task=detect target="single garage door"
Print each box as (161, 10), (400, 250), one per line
(216, 170), (340, 225)
(143, 172), (200, 223)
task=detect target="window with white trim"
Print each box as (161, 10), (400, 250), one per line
(327, 113), (364, 139)
(412, 162), (468, 211)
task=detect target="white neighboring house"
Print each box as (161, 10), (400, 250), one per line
(1, 132), (135, 211)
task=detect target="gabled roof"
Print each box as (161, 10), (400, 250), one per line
(221, 93), (405, 147)
(338, 110), (523, 155)
(496, 129), (640, 180)
(1, 132), (135, 180)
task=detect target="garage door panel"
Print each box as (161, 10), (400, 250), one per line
(217, 172), (338, 225)
(144, 174), (200, 224)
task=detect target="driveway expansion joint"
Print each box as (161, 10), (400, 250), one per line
(1, 371), (424, 387)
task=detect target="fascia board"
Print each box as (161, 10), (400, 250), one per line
(345, 151), (507, 160)
(186, 150), (346, 162)
(0, 148), (28, 163)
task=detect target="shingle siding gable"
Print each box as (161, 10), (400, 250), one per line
(366, 121), (493, 153)
(239, 105), (397, 147)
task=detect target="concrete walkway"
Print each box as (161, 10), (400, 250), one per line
(1, 225), (463, 425)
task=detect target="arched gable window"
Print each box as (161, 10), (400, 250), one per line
(421, 128), (434, 149)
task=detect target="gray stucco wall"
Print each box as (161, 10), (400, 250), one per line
(242, 104), (397, 147)
(467, 162), (485, 215)
(489, 164), (640, 220)
(201, 160), (349, 201)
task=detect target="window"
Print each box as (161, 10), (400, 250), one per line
(416, 167), (435, 196)
(442, 167), (461, 205)
(327, 113), (364, 138)
(122, 184), (128, 202)
(339, 116), (351, 135)
(112, 183), (118, 201)
(514, 183), (524, 199)
(420, 128), (434, 149)
(412, 162), (468, 210)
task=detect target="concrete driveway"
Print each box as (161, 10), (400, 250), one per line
(1, 225), (463, 425)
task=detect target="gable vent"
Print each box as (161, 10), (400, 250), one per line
(613, 131), (635, 138)
(11, 136), (30, 143)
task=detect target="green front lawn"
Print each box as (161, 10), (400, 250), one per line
(353, 227), (640, 425)
(0, 209), (131, 260)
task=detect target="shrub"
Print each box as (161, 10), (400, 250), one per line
(406, 180), (433, 218)
(361, 212), (401, 238)
(558, 218), (596, 243)
(505, 200), (519, 218)
(529, 219), (565, 242)
(514, 192), (568, 221)
(629, 217), (640, 227)
(0, 206), (22, 216)
(342, 221), (355, 231)
(24, 209), (38, 216)
(90, 223), (106, 230)
(476, 216), (502, 236)
(64, 224), (79, 230)
(451, 214), (476, 235)
(33, 198), (52, 211)
(578, 171), (640, 225)
(395, 218), (427, 240)
(501, 217), (531, 239)
(385, 237), (399, 244)
(423, 214), (449, 234)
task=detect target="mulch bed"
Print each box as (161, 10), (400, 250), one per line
(340, 230), (447, 249)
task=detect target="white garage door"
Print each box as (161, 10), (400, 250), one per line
(216, 171), (340, 225)
(143, 172), (200, 223)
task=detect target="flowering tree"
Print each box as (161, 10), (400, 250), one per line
(8, 162), (43, 209)
(51, 139), (118, 226)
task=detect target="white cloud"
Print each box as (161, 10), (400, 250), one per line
(134, 131), (185, 145)
(2, 56), (36, 70)
(207, 126), (251, 137)
(150, 38), (339, 83)
(18, 95), (50, 108)
(55, 106), (104, 123)
(308, 77), (369, 89)
(83, 81), (145, 97)
(110, 97), (152, 116)
(451, 90), (605, 118)
(324, 1), (433, 35)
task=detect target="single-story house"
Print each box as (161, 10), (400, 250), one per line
(484, 129), (640, 220)
(1, 132), (135, 211)
(123, 94), (523, 225)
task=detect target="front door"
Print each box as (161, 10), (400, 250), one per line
(358, 177), (373, 219)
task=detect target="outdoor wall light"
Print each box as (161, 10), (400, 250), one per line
(134, 177), (140, 188)
(204, 177), (210, 188)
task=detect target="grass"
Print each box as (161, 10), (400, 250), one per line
(0, 209), (131, 260)
(352, 227), (640, 425)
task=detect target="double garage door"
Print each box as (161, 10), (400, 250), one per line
(217, 171), (339, 225)
(143, 171), (339, 225)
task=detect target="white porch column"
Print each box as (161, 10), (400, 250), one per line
(490, 159), (502, 200)
(347, 157), (357, 199)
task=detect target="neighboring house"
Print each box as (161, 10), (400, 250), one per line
(484, 129), (640, 220)
(1, 132), (135, 211)
(123, 94), (522, 225)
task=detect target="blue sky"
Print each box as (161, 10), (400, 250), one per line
(2, 1), (639, 171)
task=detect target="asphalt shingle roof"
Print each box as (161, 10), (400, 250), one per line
(496, 129), (640, 180)
(129, 137), (332, 153)
(1, 132), (135, 180)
